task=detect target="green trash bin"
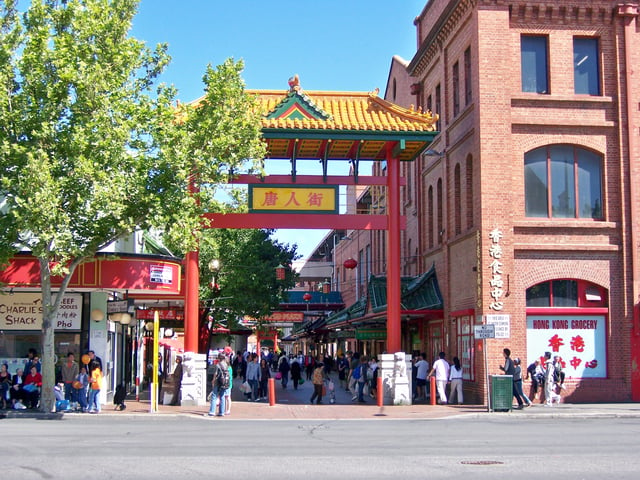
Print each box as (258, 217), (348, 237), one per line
(490, 375), (513, 412)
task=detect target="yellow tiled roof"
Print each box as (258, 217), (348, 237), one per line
(248, 88), (438, 133)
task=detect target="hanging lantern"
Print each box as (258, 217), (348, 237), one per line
(275, 264), (286, 281)
(303, 293), (312, 302)
(343, 258), (358, 270)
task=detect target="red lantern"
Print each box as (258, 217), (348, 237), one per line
(322, 282), (331, 294)
(343, 258), (357, 269)
(275, 264), (286, 280)
(303, 293), (312, 302)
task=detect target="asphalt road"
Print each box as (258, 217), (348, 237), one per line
(4, 415), (640, 479)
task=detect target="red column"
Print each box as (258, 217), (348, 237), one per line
(386, 145), (402, 353)
(184, 250), (199, 353)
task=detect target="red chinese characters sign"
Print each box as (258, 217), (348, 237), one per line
(526, 315), (606, 378)
(248, 185), (338, 213)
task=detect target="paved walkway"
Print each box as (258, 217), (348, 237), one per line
(3, 372), (640, 420)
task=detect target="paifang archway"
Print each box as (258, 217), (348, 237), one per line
(183, 78), (438, 354)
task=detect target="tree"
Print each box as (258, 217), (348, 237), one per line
(0, 0), (265, 411)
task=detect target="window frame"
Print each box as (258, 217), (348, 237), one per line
(573, 37), (601, 96)
(521, 35), (549, 94)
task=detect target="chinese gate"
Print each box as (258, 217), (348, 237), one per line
(183, 79), (438, 353)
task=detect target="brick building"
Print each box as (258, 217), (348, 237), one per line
(333, 0), (640, 403)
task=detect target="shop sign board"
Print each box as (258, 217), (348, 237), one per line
(0, 292), (82, 330)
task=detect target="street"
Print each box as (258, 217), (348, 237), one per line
(3, 414), (639, 479)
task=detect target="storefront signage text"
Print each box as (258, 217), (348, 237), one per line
(0, 293), (82, 330)
(487, 228), (507, 311)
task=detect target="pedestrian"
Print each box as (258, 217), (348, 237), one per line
(337, 353), (349, 390)
(278, 353), (290, 389)
(305, 353), (315, 380)
(513, 358), (532, 407)
(525, 359), (543, 402)
(554, 355), (566, 390)
(356, 356), (368, 403)
(348, 352), (361, 401)
(224, 357), (234, 414)
(73, 366), (89, 412)
(88, 364), (102, 413)
(245, 354), (261, 401)
(498, 348), (523, 409)
(310, 361), (326, 404)
(258, 358), (270, 401)
(448, 356), (464, 405)
(429, 352), (450, 405)
(169, 356), (183, 406)
(23, 365), (42, 409)
(61, 352), (79, 404)
(208, 353), (230, 417)
(290, 355), (302, 390)
(414, 353), (430, 402)
(368, 356), (378, 398)
(0, 363), (11, 410)
(544, 352), (561, 406)
(87, 350), (103, 375)
(9, 368), (25, 409)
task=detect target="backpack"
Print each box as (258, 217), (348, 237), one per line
(352, 364), (361, 380)
(216, 363), (230, 390)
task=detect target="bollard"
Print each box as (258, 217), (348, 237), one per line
(377, 376), (383, 407)
(430, 376), (436, 405)
(268, 377), (276, 406)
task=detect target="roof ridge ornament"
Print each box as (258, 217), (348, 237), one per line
(288, 74), (301, 92)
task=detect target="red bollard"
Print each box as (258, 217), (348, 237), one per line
(377, 376), (383, 407)
(430, 376), (436, 405)
(268, 377), (276, 406)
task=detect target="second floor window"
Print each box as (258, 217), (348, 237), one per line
(521, 35), (549, 94)
(452, 61), (460, 116)
(524, 145), (603, 219)
(574, 37), (600, 95)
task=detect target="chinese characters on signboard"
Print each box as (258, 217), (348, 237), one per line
(248, 185), (338, 213)
(487, 228), (506, 311)
(526, 315), (606, 378)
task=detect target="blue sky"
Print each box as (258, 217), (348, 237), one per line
(131, 0), (425, 258)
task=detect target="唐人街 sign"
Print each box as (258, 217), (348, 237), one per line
(248, 185), (338, 213)
(0, 292), (82, 330)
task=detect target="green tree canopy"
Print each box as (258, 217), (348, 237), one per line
(0, 0), (266, 411)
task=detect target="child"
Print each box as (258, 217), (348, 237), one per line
(88, 365), (102, 413)
(74, 367), (89, 412)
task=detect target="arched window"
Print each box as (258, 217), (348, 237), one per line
(454, 163), (461, 235)
(526, 279), (607, 308)
(524, 145), (603, 219)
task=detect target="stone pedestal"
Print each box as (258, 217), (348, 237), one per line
(379, 352), (413, 406)
(178, 352), (207, 406)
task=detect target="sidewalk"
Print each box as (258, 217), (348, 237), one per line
(3, 372), (640, 420)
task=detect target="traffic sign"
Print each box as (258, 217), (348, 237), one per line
(474, 324), (496, 339)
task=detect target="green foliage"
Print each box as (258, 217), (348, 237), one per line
(198, 228), (298, 327)
(0, 0), (266, 411)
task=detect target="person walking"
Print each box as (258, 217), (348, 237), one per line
(448, 356), (464, 405)
(278, 354), (290, 389)
(245, 354), (261, 401)
(169, 356), (183, 406)
(544, 351), (561, 406)
(290, 356), (302, 390)
(337, 353), (349, 390)
(309, 361), (326, 404)
(208, 353), (230, 417)
(368, 357), (378, 398)
(258, 358), (270, 401)
(348, 352), (361, 401)
(414, 353), (430, 402)
(356, 356), (368, 403)
(429, 352), (450, 405)
(513, 358), (532, 407)
(88, 364), (102, 413)
(499, 348), (523, 409)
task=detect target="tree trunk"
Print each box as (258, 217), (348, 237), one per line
(39, 258), (56, 412)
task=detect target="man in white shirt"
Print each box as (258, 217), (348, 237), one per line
(414, 353), (430, 402)
(429, 352), (450, 404)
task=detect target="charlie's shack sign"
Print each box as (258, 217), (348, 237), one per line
(0, 293), (82, 330)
